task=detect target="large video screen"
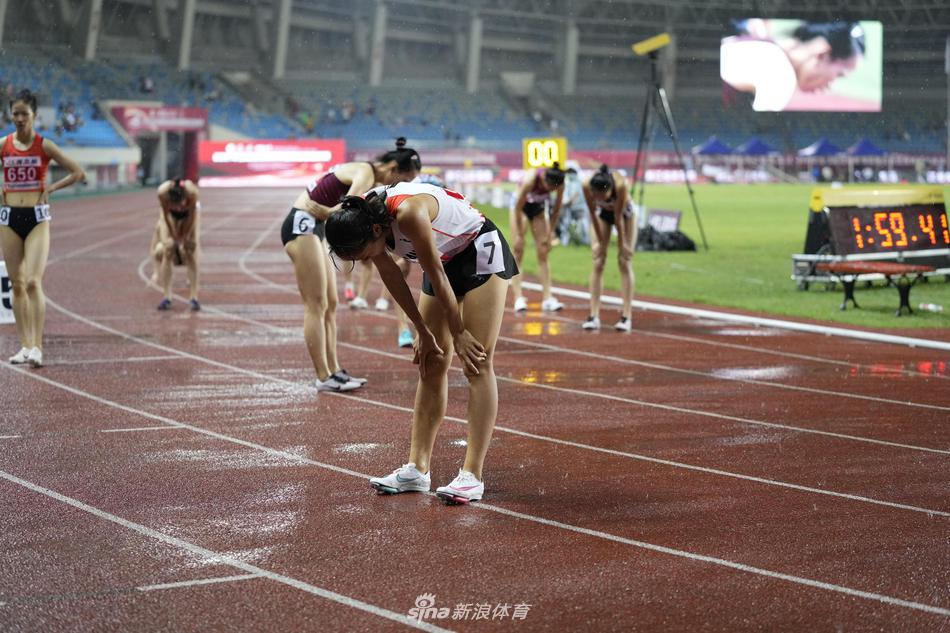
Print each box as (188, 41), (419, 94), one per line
(198, 139), (346, 187)
(721, 19), (882, 112)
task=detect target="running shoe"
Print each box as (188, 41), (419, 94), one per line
(436, 469), (484, 505)
(582, 316), (601, 330)
(541, 297), (564, 312)
(370, 463), (431, 494)
(26, 347), (43, 368)
(313, 375), (360, 392)
(374, 297), (390, 311)
(9, 347), (30, 364)
(343, 282), (356, 301)
(398, 328), (414, 348)
(614, 316), (632, 332)
(189, 298), (201, 311)
(513, 296), (528, 313)
(335, 369), (367, 386)
(349, 296), (369, 310)
(157, 298), (173, 311)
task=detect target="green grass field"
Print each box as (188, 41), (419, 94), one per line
(477, 183), (950, 329)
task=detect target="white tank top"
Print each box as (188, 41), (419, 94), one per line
(371, 182), (485, 263)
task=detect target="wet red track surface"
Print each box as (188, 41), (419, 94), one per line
(1, 189), (948, 632)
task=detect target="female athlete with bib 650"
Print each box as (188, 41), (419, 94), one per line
(281, 138), (420, 392)
(325, 182), (518, 505)
(1, 90), (85, 367)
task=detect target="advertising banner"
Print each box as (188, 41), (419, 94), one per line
(111, 106), (208, 135)
(198, 139), (347, 187)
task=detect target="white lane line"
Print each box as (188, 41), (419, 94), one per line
(236, 250), (950, 413)
(2, 370), (948, 618)
(0, 470), (451, 632)
(55, 355), (183, 366)
(101, 426), (185, 434)
(0, 435), (21, 440)
(496, 334), (950, 413)
(522, 281), (950, 353)
(180, 257), (950, 457)
(137, 573), (262, 592)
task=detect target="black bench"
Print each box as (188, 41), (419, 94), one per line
(816, 261), (935, 316)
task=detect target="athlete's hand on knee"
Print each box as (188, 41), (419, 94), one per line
(453, 330), (486, 376)
(413, 329), (444, 378)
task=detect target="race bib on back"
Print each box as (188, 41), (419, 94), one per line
(474, 230), (505, 275)
(292, 209), (318, 235)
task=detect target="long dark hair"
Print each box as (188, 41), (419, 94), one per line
(589, 164), (613, 193)
(325, 191), (392, 260)
(376, 137), (421, 173)
(168, 178), (186, 203)
(10, 89), (38, 113)
(793, 22), (865, 59)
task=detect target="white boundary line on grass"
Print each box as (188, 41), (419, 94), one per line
(2, 366), (948, 618)
(523, 281), (950, 352)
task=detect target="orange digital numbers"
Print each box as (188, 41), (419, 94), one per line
(919, 214), (937, 245)
(941, 213), (950, 244)
(851, 217), (864, 249)
(873, 212), (893, 247)
(888, 212), (908, 246)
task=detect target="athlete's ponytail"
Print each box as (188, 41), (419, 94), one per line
(325, 190), (392, 260)
(168, 178), (186, 203)
(589, 164), (613, 193)
(10, 89), (38, 113)
(543, 162), (565, 187)
(376, 137), (422, 174)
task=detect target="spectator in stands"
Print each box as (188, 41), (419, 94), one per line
(279, 137), (420, 392)
(722, 20), (865, 111)
(509, 164), (565, 313)
(581, 164), (636, 332)
(139, 75), (154, 94)
(558, 166), (590, 247)
(2, 89), (86, 367)
(151, 178), (201, 312)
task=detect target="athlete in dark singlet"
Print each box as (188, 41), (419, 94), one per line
(152, 178), (201, 311)
(582, 164), (636, 332)
(282, 137), (421, 392)
(509, 165), (565, 313)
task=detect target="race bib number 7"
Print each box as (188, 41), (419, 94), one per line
(292, 209), (318, 235)
(34, 204), (51, 223)
(474, 230), (505, 275)
(0, 206), (9, 226)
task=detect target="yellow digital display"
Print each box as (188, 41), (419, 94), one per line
(522, 137), (568, 171)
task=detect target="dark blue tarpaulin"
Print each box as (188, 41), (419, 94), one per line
(798, 138), (842, 157)
(693, 136), (734, 155)
(735, 137), (776, 156)
(846, 137), (886, 156)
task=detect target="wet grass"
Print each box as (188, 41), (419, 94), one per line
(478, 183), (950, 330)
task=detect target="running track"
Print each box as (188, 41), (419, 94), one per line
(1, 189), (948, 632)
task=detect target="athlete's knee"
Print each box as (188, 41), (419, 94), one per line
(618, 253), (632, 268)
(10, 276), (27, 298)
(182, 240), (198, 255)
(23, 276), (42, 296)
(464, 358), (494, 381)
(512, 240), (524, 258)
(593, 258), (607, 274)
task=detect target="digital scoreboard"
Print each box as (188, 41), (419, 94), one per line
(794, 186), (950, 285)
(522, 137), (568, 171)
(802, 186), (950, 256)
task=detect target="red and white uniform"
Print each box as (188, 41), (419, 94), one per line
(2, 134), (50, 193)
(373, 182), (484, 263)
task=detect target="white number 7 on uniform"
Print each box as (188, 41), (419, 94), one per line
(474, 230), (505, 275)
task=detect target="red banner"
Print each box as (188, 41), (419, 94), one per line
(111, 106), (208, 135)
(198, 139), (346, 187)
